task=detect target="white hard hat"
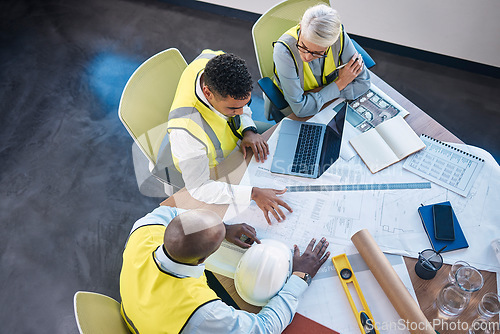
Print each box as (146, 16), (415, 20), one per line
(234, 239), (292, 306)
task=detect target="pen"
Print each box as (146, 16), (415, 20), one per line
(337, 63), (348, 70)
(427, 245), (447, 262)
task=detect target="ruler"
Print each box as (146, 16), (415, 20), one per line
(287, 181), (431, 192)
(332, 254), (379, 334)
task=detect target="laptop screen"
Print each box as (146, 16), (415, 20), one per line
(318, 102), (348, 175)
(327, 102), (347, 137)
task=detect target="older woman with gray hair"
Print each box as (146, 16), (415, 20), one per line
(272, 4), (370, 119)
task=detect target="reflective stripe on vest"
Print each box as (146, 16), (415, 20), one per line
(274, 24), (344, 91)
(169, 106), (225, 165)
(120, 225), (219, 334)
(167, 49), (241, 169)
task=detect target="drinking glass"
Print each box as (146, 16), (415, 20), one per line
(478, 292), (500, 319)
(448, 260), (470, 283)
(436, 266), (484, 317)
(469, 317), (497, 334)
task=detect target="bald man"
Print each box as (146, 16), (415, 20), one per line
(119, 206), (329, 334)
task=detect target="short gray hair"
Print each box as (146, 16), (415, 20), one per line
(300, 4), (342, 48)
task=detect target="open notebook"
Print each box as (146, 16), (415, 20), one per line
(350, 116), (425, 173)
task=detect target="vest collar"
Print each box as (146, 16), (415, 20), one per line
(154, 245), (205, 279)
(195, 70), (229, 121)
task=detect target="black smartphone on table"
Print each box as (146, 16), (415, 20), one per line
(432, 204), (455, 241)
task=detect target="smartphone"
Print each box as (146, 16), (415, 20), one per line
(433, 204), (455, 241)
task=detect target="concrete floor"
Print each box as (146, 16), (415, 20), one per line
(0, 0), (499, 333)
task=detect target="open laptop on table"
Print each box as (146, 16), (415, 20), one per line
(270, 102), (348, 178)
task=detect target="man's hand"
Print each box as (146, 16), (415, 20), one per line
(292, 237), (330, 278)
(251, 187), (293, 224)
(241, 131), (269, 162)
(224, 223), (261, 248)
(335, 53), (364, 91)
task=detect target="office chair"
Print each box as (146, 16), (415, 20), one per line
(73, 291), (130, 334)
(118, 48), (186, 197)
(251, 0), (375, 121)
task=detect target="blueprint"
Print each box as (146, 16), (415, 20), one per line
(349, 83), (410, 132)
(298, 253), (417, 334)
(223, 103), (500, 273)
(205, 101), (500, 332)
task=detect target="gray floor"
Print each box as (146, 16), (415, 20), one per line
(0, 0), (499, 333)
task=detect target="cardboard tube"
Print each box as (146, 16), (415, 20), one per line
(351, 229), (435, 334)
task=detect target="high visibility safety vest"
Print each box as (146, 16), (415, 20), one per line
(273, 24), (344, 92)
(120, 225), (219, 334)
(168, 49), (243, 170)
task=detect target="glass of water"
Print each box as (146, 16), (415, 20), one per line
(437, 265), (484, 317)
(448, 260), (470, 283)
(478, 292), (500, 319)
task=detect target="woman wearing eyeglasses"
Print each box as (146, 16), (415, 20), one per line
(272, 4), (370, 119)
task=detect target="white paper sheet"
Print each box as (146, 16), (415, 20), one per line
(403, 135), (484, 197)
(298, 252), (417, 334)
(209, 100), (499, 332)
(226, 104), (500, 272)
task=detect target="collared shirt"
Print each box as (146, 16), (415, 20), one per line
(273, 30), (371, 117)
(168, 70), (254, 206)
(130, 206), (309, 334)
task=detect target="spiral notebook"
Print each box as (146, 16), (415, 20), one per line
(403, 134), (484, 197)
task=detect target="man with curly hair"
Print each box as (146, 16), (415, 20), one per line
(167, 50), (292, 224)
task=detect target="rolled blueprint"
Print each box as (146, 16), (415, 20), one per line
(351, 229), (435, 334)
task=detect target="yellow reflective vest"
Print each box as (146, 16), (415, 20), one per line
(168, 49), (243, 170)
(120, 225), (219, 334)
(274, 24), (344, 91)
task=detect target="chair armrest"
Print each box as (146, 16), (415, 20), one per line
(258, 77), (289, 110)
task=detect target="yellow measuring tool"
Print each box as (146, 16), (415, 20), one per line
(332, 254), (379, 334)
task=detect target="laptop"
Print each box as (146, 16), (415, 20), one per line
(270, 102), (348, 178)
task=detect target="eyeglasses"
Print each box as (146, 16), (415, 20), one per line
(296, 42), (327, 58)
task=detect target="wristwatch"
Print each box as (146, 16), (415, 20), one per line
(242, 126), (258, 135)
(292, 271), (312, 285)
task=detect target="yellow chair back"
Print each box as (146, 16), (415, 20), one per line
(73, 291), (130, 334)
(252, 0), (329, 79)
(118, 48), (187, 164)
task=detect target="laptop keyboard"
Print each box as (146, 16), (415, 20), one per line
(291, 123), (322, 175)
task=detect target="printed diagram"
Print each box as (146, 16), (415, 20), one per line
(377, 191), (435, 235)
(328, 163), (365, 184)
(349, 87), (408, 132)
(323, 216), (353, 239)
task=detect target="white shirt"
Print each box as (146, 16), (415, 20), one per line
(169, 71), (255, 205)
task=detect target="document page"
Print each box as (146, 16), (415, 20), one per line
(403, 135), (484, 197)
(349, 129), (399, 173)
(376, 116), (425, 159)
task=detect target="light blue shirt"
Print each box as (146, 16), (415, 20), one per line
(273, 30), (370, 117)
(130, 206), (309, 334)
